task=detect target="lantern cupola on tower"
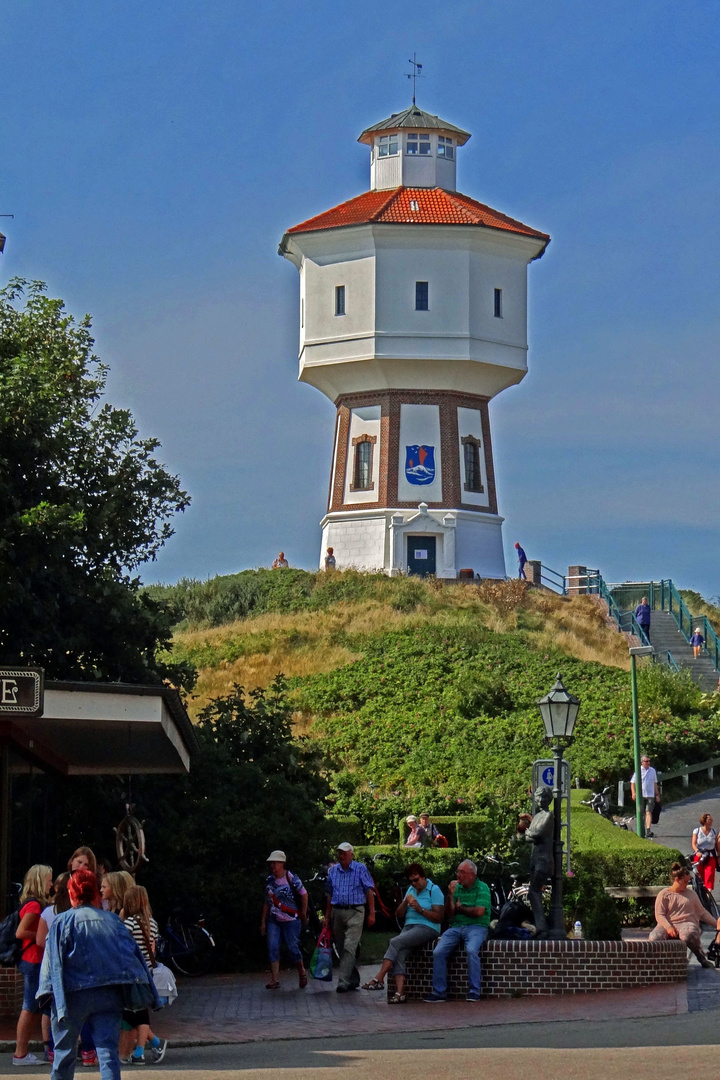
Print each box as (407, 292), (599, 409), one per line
(358, 106), (470, 192)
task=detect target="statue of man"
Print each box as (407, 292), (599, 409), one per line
(518, 786), (554, 936)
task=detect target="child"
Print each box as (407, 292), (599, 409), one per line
(691, 628), (705, 659)
(13, 864), (52, 1067)
(120, 886), (167, 1065)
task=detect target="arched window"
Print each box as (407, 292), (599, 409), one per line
(350, 434), (376, 492)
(461, 435), (484, 493)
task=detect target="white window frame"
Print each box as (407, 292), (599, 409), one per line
(438, 136), (454, 160)
(377, 134), (399, 158)
(406, 133), (432, 156)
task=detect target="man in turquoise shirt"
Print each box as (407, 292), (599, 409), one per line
(423, 859), (491, 1002)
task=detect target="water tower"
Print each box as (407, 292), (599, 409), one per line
(278, 103), (549, 577)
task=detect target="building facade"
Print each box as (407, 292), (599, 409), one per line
(279, 104), (549, 578)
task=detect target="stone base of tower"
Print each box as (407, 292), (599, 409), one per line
(319, 505), (506, 580)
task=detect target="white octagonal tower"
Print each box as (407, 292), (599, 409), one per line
(278, 104), (549, 579)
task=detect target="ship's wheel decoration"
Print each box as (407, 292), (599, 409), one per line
(114, 804), (148, 875)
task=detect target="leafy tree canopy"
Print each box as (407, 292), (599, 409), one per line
(0, 278), (191, 683)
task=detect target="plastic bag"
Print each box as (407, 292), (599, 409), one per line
(309, 926), (333, 981)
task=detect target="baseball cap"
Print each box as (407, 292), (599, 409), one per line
(267, 850), (286, 862)
(336, 842), (354, 852)
(406, 815), (417, 824)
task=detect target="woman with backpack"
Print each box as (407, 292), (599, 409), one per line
(260, 850), (308, 990)
(12, 863), (53, 1066)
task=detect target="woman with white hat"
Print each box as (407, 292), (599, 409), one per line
(260, 851), (309, 990)
(404, 816), (427, 848)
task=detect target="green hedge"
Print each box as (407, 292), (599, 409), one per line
(396, 813), (496, 852)
(325, 815), (365, 848)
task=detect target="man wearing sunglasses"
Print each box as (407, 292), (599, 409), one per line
(423, 860), (491, 1002)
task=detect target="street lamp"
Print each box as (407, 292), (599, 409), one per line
(629, 644), (654, 837)
(537, 674), (580, 939)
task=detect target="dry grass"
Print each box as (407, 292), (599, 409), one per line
(174, 585), (631, 719)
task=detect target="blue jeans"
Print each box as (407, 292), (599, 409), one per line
(51, 985), (123, 1080)
(432, 924), (489, 996)
(17, 959), (41, 1013)
(266, 917), (303, 964)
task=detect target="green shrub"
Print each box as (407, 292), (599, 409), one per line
(325, 815), (365, 848)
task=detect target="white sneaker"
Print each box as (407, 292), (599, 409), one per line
(13, 1054), (39, 1066)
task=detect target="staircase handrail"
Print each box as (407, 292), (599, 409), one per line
(585, 571), (650, 644)
(539, 564), (566, 594)
(662, 579), (720, 674)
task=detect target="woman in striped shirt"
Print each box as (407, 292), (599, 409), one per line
(119, 886), (167, 1065)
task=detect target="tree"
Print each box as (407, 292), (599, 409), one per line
(134, 679), (331, 968)
(0, 278), (191, 683)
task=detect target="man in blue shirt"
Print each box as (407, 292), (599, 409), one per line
(634, 597), (651, 643)
(514, 542), (527, 580)
(325, 843), (375, 992)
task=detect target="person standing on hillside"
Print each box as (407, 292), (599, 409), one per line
(634, 597), (651, 643)
(630, 754), (660, 838)
(514, 542), (527, 580)
(272, 552), (289, 569)
(325, 843), (375, 993)
(324, 547), (336, 570)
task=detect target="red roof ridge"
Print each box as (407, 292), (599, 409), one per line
(367, 187), (402, 222)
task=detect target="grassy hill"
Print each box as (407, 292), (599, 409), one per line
(146, 570), (720, 842)
(150, 570), (631, 716)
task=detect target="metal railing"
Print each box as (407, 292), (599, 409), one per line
(539, 564), (567, 594)
(663, 579), (720, 673)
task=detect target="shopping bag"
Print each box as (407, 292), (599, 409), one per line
(309, 926), (333, 981)
(651, 801), (662, 825)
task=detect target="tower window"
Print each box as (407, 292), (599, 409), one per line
(377, 134), (399, 157)
(406, 133), (431, 156)
(462, 436), (484, 493)
(350, 434), (376, 491)
(415, 281), (429, 311)
(438, 136), (454, 159)
(335, 285), (346, 316)
(494, 288), (503, 318)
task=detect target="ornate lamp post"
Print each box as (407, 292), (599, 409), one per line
(537, 674), (580, 939)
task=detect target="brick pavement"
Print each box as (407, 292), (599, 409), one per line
(154, 963), (689, 1046)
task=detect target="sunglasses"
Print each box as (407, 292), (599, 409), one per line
(409, 876), (423, 883)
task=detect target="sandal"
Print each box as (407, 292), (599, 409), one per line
(389, 993), (406, 1004)
(265, 980), (280, 990)
(361, 978), (384, 991)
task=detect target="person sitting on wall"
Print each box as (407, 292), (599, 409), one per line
(419, 812), (447, 847)
(422, 859), (491, 1003)
(361, 863), (444, 1002)
(649, 862), (720, 968)
(404, 816), (427, 848)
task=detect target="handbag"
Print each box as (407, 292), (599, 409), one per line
(309, 926), (333, 982)
(650, 801), (662, 825)
(122, 978), (157, 1012)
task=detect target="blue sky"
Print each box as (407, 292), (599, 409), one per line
(3, 1), (719, 595)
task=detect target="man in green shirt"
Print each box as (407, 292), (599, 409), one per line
(423, 859), (491, 1002)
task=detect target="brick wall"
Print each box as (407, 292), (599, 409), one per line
(389, 938), (687, 1000)
(0, 966), (24, 1017)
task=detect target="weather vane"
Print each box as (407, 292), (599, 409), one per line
(406, 54), (424, 106)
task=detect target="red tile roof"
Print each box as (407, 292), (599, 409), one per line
(285, 187), (549, 242)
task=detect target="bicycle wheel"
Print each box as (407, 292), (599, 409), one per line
(695, 880), (720, 920)
(166, 923), (214, 977)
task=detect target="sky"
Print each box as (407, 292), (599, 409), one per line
(2, 1), (719, 596)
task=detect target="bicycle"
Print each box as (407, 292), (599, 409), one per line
(478, 854), (536, 919)
(580, 787), (634, 830)
(363, 853), (406, 930)
(156, 907), (215, 977)
(684, 854), (720, 920)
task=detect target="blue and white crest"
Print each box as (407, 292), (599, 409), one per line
(405, 445), (436, 485)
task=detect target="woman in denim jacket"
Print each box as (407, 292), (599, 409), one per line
(38, 868), (159, 1080)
